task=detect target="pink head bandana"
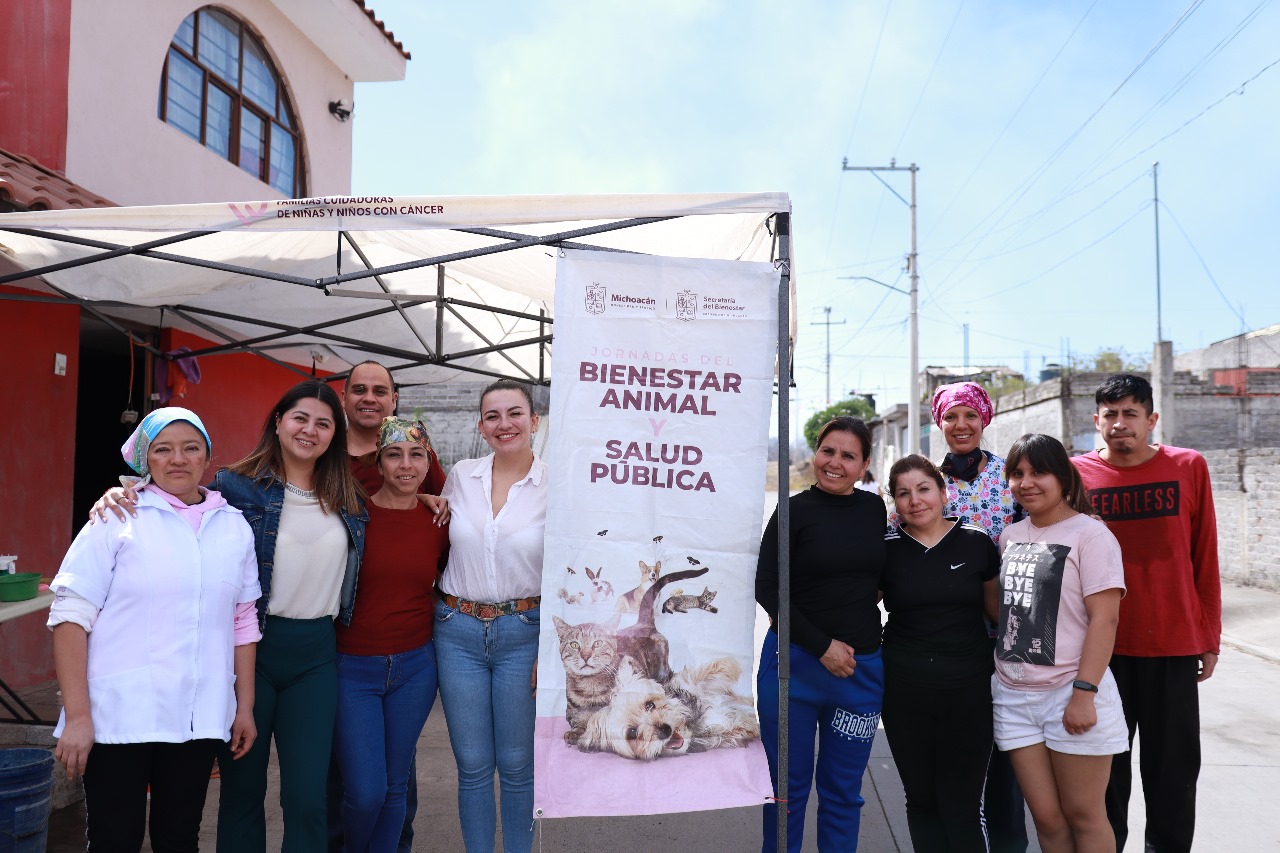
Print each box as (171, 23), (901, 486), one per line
(931, 382), (993, 427)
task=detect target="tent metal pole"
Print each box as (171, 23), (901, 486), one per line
(774, 212), (792, 851)
(340, 231), (436, 357)
(0, 225), (215, 285)
(166, 308), (316, 380)
(168, 301), (418, 359)
(327, 291), (554, 326)
(436, 266), (445, 359)
(456, 226), (640, 255)
(318, 216), (677, 287)
(0, 228), (316, 287)
(442, 302), (538, 381)
(539, 309), (547, 384)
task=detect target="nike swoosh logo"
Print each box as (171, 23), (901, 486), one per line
(950, 563), (965, 571)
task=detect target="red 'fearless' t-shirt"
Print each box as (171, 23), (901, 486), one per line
(1072, 445), (1221, 657)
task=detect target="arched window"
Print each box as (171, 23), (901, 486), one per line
(158, 7), (305, 197)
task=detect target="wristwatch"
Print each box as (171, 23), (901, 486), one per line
(1072, 679), (1099, 693)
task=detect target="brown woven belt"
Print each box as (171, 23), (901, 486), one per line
(440, 592), (540, 621)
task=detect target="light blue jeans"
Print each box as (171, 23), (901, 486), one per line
(433, 600), (539, 853)
(334, 641), (438, 853)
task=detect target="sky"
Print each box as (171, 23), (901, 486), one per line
(349, 0), (1280, 433)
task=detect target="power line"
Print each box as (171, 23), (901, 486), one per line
(983, 201), (1152, 298)
(929, 0), (1205, 291)
(893, 0), (966, 154)
(826, 0), (895, 254)
(931, 168), (1148, 264)
(926, 0), (1100, 244)
(1032, 0), (1273, 225)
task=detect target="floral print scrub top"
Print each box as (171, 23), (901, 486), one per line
(887, 452), (1020, 545)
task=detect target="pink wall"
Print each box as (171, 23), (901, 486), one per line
(0, 287), (80, 689)
(63, 0), (361, 204)
(0, 0), (72, 169)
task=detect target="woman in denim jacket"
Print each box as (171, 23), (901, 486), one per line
(212, 380), (367, 853)
(92, 381), (367, 852)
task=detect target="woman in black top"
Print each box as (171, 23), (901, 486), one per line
(881, 454), (1001, 852)
(756, 416), (886, 853)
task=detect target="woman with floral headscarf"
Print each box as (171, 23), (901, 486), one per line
(48, 407), (261, 851)
(334, 417), (450, 853)
(888, 380), (1028, 852)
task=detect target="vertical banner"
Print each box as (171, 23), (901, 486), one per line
(534, 249), (776, 818)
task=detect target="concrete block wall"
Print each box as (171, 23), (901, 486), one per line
(1206, 447), (1280, 591)
(397, 381), (550, 470)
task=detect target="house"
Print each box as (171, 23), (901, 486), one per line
(0, 0), (409, 691)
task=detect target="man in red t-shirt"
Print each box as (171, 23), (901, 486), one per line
(1072, 374), (1220, 853)
(342, 360), (446, 497)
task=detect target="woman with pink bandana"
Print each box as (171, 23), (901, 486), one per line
(890, 380), (1028, 852)
(48, 407), (261, 851)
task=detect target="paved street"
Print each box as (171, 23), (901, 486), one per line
(42, 581), (1279, 851)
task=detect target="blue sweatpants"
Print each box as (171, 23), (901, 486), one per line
(757, 630), (884, 853)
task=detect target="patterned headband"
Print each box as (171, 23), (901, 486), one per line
(377, 416), (433, 454)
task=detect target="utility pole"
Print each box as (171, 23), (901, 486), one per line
(811, 306), (846, 405)
(1151, 161), (1174, 444)
(963, 323), (970, 374)
(841, 158), (920, 453)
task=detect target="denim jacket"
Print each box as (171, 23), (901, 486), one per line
(211, 469), (367, 632)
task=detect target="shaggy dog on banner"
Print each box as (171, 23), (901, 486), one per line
(575, 656), (759, 760)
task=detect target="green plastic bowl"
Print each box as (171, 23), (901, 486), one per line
(0, 572), (40, 602)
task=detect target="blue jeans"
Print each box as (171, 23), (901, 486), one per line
(335, 641), (438, 853)
(433, 601), (539, 853)
(757, 630), (884, 853)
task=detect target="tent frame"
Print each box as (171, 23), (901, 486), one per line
(0, 208), (797, 842)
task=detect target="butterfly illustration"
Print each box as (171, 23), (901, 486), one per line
(687, 556), (701, 566)
(597, 529), (608, 536)
(653, 535), (664, 543)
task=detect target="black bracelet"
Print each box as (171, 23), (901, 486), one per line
(1071, 679), (1099, 693)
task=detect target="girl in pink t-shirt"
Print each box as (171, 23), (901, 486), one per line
(994, 434), (1127, 853)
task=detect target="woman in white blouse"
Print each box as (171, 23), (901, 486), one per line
(435, 380), (546, 853)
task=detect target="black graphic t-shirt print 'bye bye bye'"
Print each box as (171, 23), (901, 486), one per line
(997, 542), (1068, 667)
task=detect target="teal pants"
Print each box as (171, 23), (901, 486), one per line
(218, 616), (338, 853)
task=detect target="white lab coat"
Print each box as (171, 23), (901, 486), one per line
(50, 488), (260, 743)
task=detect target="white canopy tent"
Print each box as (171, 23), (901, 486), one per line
(0, 192), (801, 844)
(0, 193), (795, 386)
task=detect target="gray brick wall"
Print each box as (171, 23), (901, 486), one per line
(396, 381), (550, 470)
(1208, 447), (1280, 591)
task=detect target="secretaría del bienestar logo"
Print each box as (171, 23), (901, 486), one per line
(675, 290), (698, 321)
(585, 283), (607, 315)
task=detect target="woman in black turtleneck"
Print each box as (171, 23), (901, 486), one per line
(756, 416), (886, 853)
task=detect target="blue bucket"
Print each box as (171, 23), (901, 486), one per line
(0, 748), (54, 853)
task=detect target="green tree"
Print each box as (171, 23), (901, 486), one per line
(803, 394), (876, 449)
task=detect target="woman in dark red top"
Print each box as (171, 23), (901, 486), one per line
(334, 416), (449, 852)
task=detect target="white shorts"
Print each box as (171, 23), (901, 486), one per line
(992, 668), (1128, 756)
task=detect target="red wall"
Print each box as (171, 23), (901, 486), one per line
(0, 287), (80, 688)
(0, 317), (337, 693)
(0, 0), (71, 169)
(162, 329), (337, 476)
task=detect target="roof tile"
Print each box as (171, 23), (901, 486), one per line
(0, 148), (115, 211)
(351, 0), (411, 60)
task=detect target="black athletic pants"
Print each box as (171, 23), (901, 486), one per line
(881, 671), (993, 853)
(82, 739), (220, 853)
(983, 747), (1028, 853)
(1106, 654), (1202, 853)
